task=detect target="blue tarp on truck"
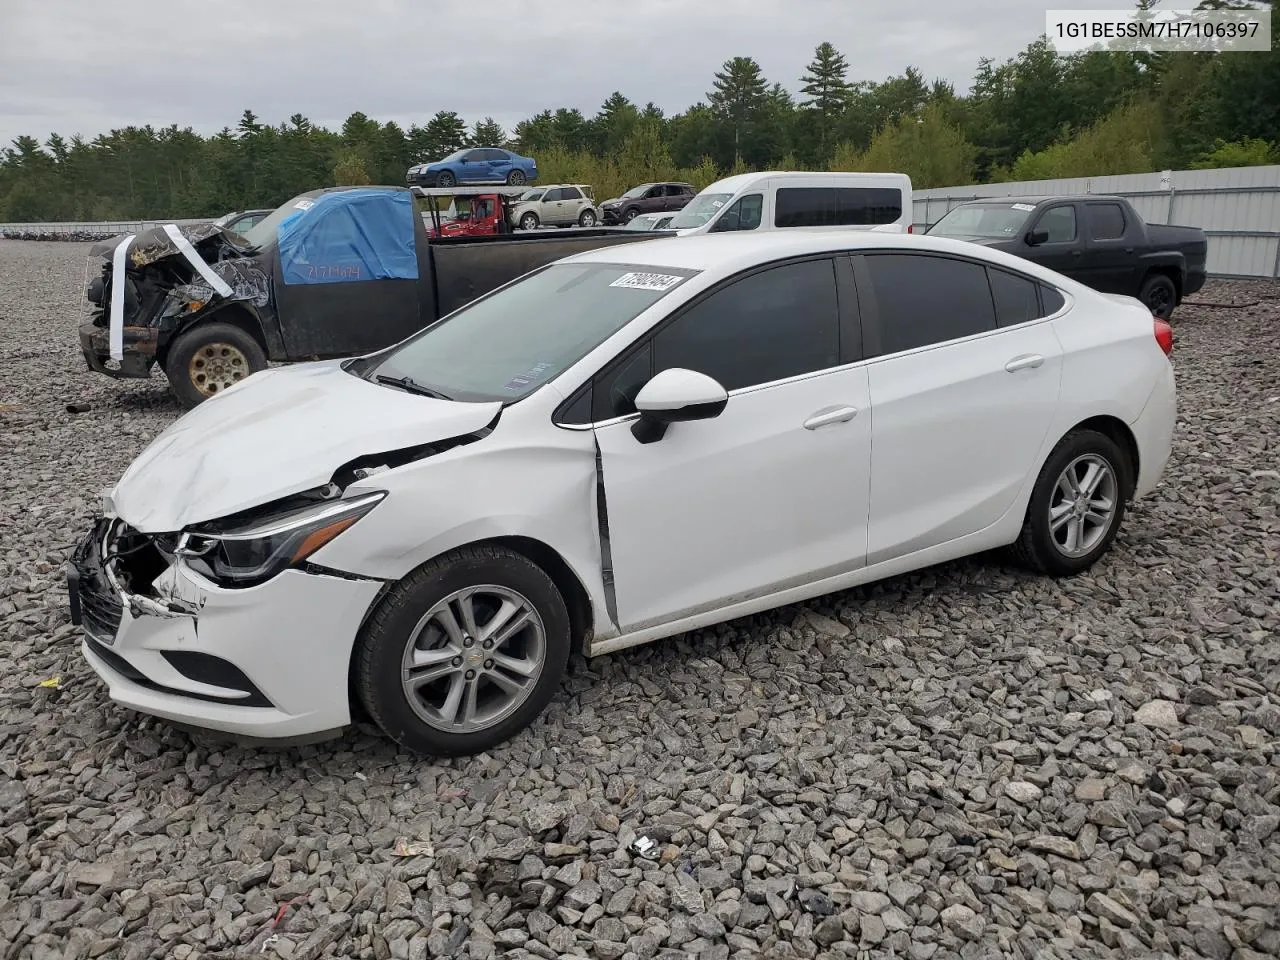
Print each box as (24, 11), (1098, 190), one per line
(277, 188), (419, 285)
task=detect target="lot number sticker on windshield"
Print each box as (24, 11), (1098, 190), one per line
(610, 272), (685, 292)
(1011, 202), (1035, 212)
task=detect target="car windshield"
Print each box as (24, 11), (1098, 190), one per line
(365, 262), (699, 403)
(439, 149), (467, 163)
(929, 202), (1034, 239)
(212, 212), (235, 227)
(519, 189), (544, 202)
(238, 194), (318, 250)
(667, 193), (733, 229)
(621, 184), (652, 200)
(624, 214), (658, 230)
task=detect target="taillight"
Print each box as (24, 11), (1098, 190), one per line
(907, 224), (914, 233)
(1153, 317), (1174, 357)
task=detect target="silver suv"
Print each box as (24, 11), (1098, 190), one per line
(508, 184), (599, 230)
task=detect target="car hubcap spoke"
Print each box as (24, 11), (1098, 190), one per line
(1048, 454), (1118, 558)
(400, 584), (546, 734)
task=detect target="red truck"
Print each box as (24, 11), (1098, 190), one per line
(418, 186), (526, 238)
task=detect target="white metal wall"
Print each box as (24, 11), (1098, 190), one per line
(912, 164), (1280, 280)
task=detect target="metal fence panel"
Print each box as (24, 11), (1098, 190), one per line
(911, 164), (1280, 279)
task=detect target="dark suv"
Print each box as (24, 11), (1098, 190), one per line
(599, 182), (696, 224)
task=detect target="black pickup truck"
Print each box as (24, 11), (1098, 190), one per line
(925, 194), (1207, 319)
(79, 185), (660, 408)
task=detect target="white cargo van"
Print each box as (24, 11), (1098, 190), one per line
(665, 171), (913, 236)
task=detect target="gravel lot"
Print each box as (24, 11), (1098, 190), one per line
(1, 239), (1277, 960)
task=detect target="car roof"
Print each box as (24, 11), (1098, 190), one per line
(561, 229), (1091, 289)
(954, 194), (1125, 206)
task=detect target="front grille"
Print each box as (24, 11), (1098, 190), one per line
(71, 520), (124, 643)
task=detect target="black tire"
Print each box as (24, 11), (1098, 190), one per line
(520, 212), (540, 231)
(1139, 273), (1177, 320)
(354, 545), (571, 757)
(164, 321), (267, 410)
(506, 170), (527, 185)
(623, 207), (640, 223)
(436, 170), (457, 188)
(1010, 429), (1132, 576)
(578, 209), (597, 227)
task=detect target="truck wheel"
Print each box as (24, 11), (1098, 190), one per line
(520, 212), (540, 231)
(1139, 273), (1177, 320)
(578, 209), (597, 227)
(436, 170), (457, 188)
(164, 322), (267, 409)
(506, 170), (527, 186)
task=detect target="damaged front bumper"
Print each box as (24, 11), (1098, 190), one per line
(67, 518), (385, 741)
(78, 322), (156, 379)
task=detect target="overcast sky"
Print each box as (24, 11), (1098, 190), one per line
(0, 0), (1137, 150)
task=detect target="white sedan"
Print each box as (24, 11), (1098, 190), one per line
(67, 231), (1176, 756)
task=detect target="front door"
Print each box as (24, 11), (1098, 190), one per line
(272, 191), (422, 359)
(853, 251), (1064, 565)
(592, 256), (871, 632)
(1025, 203), (1085, 281)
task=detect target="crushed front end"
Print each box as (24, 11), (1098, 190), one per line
(79, 224), (271, 380)
(66, 500), (386, 741)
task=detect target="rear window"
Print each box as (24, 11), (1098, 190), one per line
(775, 187), (903, 228)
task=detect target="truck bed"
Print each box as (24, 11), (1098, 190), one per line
(428, 228), (668, 317)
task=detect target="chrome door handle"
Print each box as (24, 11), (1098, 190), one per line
(803, 406), (858, 430)
(1005, 354), (1045, 373)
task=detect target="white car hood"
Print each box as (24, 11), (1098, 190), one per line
(110, 361), (502, 532)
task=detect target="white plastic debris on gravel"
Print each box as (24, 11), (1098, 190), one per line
(1, 238), (1277, 960)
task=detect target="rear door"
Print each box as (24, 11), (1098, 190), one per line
(1082, 201), (1138, 294)
(483, 149), (513, 183)
(853, 251), (1064, 565)
(592, 256), (872, 631)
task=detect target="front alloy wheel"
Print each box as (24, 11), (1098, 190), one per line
(355, 545), (571, 756)
(401, 585), (546, 733)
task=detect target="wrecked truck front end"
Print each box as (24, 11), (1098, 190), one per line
(79, 223), (273, 382)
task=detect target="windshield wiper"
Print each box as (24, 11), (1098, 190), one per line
(374, 374), (452, 400)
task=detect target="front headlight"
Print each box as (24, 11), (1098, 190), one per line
(180, 491), (385, 587)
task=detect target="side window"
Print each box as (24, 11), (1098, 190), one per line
(651, 258), (840, 393)
(1087, 203), (1126, 240)
(987, 267), (1041, 327)
(664, 184), (684, 197)
(1039, 284), (1066, 315)
(562, 187), (583, 201)
(483, 149), (508, 162)
(863, 254), (997, 354)
(835, 188), (902, 226)
(592, 342), (653, 421)
(463, 149), (486, 162)
(775, 188), (830, 228)
(710, 194), (763, 232)
(1035, 206), (1077, 243)
(543, 188), (564, 202)
(646, 186), (664, 199)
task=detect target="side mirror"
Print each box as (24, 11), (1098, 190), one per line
(630, 368), (728, 444)
(1026, 228), (1049, 246)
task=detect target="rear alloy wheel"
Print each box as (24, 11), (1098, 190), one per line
(578, 209), (597, 227)
(520, 212), (540, 231)
(1139, 273), (1177, 320)
(164, 321), (267, 409)
(1011, 429), (1130, 576)
(355, 545), (571, 757)
(506, 170), (527, 185)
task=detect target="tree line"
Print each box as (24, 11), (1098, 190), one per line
(1, 0), (1276, 223)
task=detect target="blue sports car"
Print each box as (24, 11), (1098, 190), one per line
(406, 147), (538, 188)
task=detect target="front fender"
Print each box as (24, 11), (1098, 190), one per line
(307, 424), (614, 636)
